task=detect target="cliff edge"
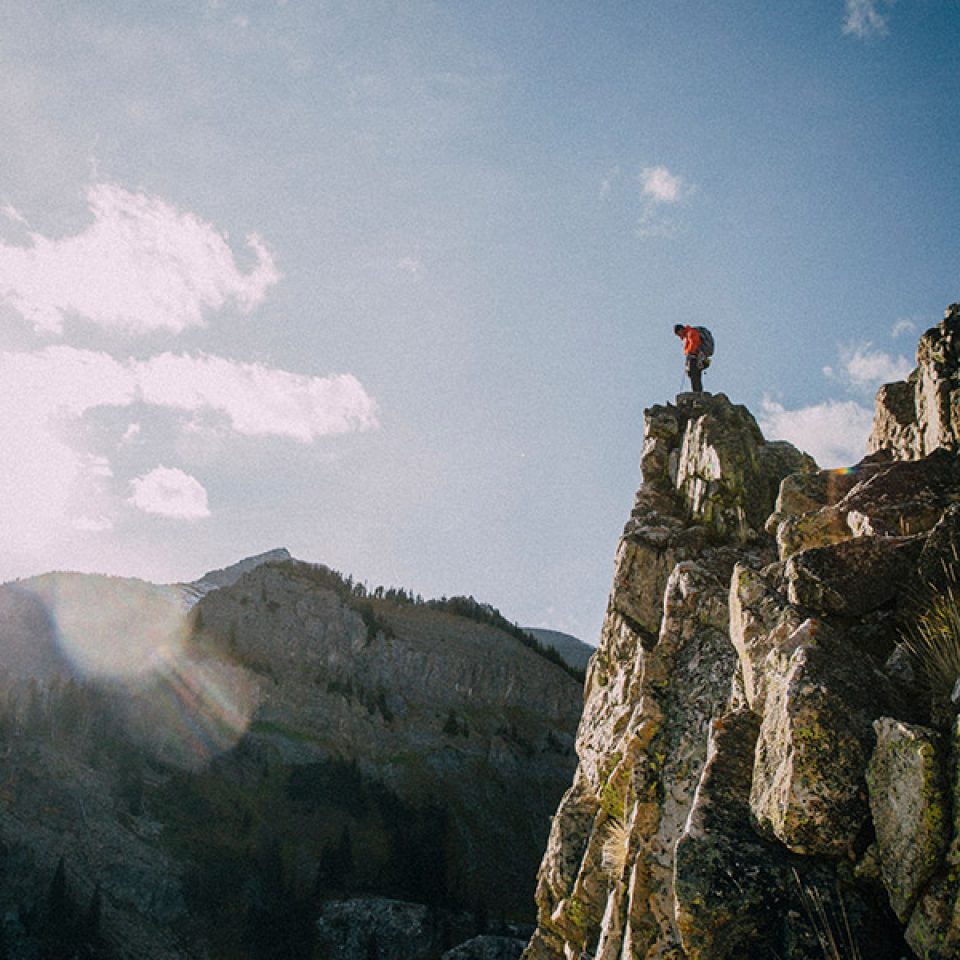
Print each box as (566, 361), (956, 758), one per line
(525, 304), (960, 960)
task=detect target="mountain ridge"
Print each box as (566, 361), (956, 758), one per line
(0, 548), (583, 958)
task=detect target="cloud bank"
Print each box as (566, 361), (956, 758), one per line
(0, 179), (379, 580)
(824, 343), (913, 391)
(0, 345), (378, 534)
(0, 183), (280, 334)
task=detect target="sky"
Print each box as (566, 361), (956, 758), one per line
(0, 0), (958, 647)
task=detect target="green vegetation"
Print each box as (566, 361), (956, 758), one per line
(0, 675), (511, 959)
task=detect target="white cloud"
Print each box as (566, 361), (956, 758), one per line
(634, 166), (694, 238)
(0, 345), (378, 543)
(831, 343), (913, 390)
(0, 183), (280, 335)
(892, 318), (917, 338)
(759, 397), (873, 468)
(135, 352), (379, 441)
(639, 166), (688, 204)
(843, 0), (894, 38)
(122, 423), (142, 443)
(128, 467), (211, 519)
(396, 256), (425, 278)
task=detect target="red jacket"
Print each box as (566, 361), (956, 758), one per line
(679, 325), (702, 356)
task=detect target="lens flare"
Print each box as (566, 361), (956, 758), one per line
(123, 648), (261, 771)
(28, 573), (189, 679)
(19, 573), (260, 769)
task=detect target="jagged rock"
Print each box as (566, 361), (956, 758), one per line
(917, 502), (960, 591)
(530, 554), (740, 960)
(900, 716), (960, 958)
(785, 535), (923, 617)
(671, 393), (816, 541)
(674, 708), (784, 957)
(866, 718), (950, 923)
(728, 564), (804, 711)
(772, 448), (960, 562)
(527, 311), (960, 960)
(750, 635), (876, 855)
(527, 770), (600, 958)
(775, 507), (853, 561)
(869, 303), (960, 459)
(607, 525), (707, 642)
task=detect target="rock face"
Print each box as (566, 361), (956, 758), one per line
(0, 558), (582, 959)
(869, 303), (960, 459)
(524, 321), (960, 960)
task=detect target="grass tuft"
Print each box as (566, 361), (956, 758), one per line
(902, 558), (960, 703)
(600, 816), (632, 880)
(793, 870), (861, 960)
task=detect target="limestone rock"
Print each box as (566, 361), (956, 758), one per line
(866, 718), (950, 923)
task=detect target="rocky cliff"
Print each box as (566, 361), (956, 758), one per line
(524, 305), (960, 960)
(0, 558), (582, 959)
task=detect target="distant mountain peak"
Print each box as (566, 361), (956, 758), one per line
(179, 547), (292, 604)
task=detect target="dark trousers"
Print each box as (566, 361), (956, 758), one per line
(685, 353), (703, 392)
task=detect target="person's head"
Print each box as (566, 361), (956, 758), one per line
(673, 324), (685, 337)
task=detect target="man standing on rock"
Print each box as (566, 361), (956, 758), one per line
(674, 323), (705, 393)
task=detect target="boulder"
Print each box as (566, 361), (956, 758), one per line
(866, 718), (950, 923)
(442, 936), (526, 960)
(900, 715), (960, 958)
(728, 563), (804, 711)
(750, 638), (876, 855)
(785, 535), (922, 617)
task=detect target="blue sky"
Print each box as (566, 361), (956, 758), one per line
(0, 0), (957, 645)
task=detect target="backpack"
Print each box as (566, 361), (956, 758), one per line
(695, 326), (715, 357)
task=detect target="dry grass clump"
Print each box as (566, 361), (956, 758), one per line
(794, 871), (861, 960)
(901, 560), (960, 702)
(601, 817), (632, 879)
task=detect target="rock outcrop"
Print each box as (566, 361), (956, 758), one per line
(869, 303), (960, 460)
(525, 310), (960, 960)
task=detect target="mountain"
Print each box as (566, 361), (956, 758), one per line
(0, 555), (582, 959)
(523, 303), (960, 960)
(177, 547), (293, 604)
(523, 629), (593, 672)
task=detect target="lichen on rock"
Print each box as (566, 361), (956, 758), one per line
(526, 306), (960, 960)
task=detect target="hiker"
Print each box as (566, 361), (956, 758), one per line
(674, 323), (708, 393)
